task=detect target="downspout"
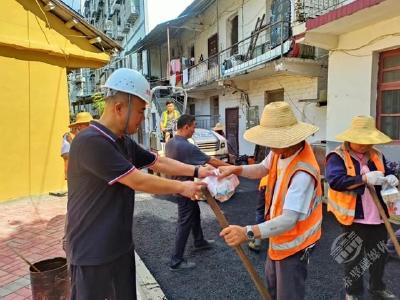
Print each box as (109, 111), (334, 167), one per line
(167, 25), (171, 80)
(216, 0), (220, 79)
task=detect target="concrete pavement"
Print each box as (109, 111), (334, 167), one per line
(0, 194), (164, 299)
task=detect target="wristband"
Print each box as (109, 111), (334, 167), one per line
(194, 166), (200, 178)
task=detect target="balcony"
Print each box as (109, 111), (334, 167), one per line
(125, 0), (139, 24)
(183, 21), (294, 89)
(195, 115), (220, 130)
(111, 0), (121, 13)
(114, 31), (125, 41)
(294, 0), (399, 50)
(122, 22), (130, 34)
(294, 0), (355, 23)
(183, 55), (219, 89)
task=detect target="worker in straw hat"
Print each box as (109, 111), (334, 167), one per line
(325, 115), (397, 300)
(218, 101), (323, 300)
(60, 111), (93, 180)
(213, 122), (225, 135)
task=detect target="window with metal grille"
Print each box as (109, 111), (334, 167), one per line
(264, 88), (284, 105)
(377, 48), (400, 141)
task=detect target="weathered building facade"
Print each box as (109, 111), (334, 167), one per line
(133, 0), (329, 156)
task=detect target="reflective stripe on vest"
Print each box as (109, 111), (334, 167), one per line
(327, 143), (385, 225)
(266, 142), (323, 260)
(270, 219), (322, 251)
(162, 110), (179, 128)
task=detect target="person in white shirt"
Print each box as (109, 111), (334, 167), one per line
(218, 102), (322, 300)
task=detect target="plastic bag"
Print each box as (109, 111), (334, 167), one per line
(381, 186), (400, 224)
(202, 171), (240, 202)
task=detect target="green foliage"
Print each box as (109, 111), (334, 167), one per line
(92, 93), (105, 115)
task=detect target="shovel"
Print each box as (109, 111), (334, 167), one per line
(367, 186), (400, 257)
(201, 187), (270, 300)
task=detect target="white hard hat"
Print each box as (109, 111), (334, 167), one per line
(104, 68), (151, 103)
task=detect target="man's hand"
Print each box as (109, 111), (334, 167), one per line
(198, 165), (215, 178)
(218, 165), (242, 179)
(179, 181), (207, 200)
(219, 225), (247, 247)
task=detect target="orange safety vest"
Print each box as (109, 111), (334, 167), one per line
(327, 143), (385, 225)
(265, 142), (323, 260)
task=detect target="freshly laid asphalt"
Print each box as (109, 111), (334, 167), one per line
(134, 179), (400, 300)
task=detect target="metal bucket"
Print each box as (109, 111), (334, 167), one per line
(30, 257), (70, 300)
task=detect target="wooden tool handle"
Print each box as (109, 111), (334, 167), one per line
(367, 186), (400, 257)
(202, 187), (270, 300)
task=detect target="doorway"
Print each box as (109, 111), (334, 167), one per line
(210, 96), (219, 128)
(208, 33), (219, 69)
(225, 107), (239, 156)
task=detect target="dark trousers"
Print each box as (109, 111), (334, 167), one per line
(343, 223), (388, 296)
(265, 251), (308, 300)
(255, 188), (266, 224)
(171, 196), (205, 266)
(70, 252), (136, 300)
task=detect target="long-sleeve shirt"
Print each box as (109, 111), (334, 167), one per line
(325, 151), (391, 220)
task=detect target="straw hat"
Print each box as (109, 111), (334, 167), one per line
(69, 112), (93, 127)
(335, 115), (392, 145)
(244, 101), (319, 148)
(213, 122), (224, 131)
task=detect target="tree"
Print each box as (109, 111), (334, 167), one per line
(92, 92), (105, 116)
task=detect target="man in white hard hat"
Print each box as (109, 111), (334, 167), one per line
(66, 68), (213, 300)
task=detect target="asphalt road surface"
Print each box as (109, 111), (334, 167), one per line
(134, 179), (400, 300)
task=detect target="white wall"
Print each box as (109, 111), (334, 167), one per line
(247, 75), (326, 153)
(193, 74), (326, 155)
(327, 15), (400, 142)
(178, 0), (267, 64)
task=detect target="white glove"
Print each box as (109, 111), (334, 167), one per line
(384, 174), (399, 187)
(365, 171), (385, 185)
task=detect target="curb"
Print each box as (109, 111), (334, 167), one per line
(135, 252), (166, 300)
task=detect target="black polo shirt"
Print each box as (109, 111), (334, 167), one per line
(66, 121), (157, 266)
(165, 135), (210, 181)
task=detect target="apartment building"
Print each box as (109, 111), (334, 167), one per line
(132, 0), (329, 156)
(69, 0), (148, 116)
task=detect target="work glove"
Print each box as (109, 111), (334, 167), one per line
(365, 171), (386, 185)
(384, 174), (399, 187)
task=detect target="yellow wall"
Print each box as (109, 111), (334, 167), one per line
(0, 0), (111, 201)
(0, 53), (69, 201)
(0, 0), (110, 68)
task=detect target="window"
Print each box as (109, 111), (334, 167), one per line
(137, 51), (143, 70)
(377, 48), (400, 140)
(264, 89), (284, 105)
(208, 34), (218, 69)
(230, 15), (238, 55)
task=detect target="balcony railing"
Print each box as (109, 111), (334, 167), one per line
(183, 21), (293, 89)
(125, 0), (139, 24)
(195, 115), (220, 130)
(294, 0), (355, 22)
